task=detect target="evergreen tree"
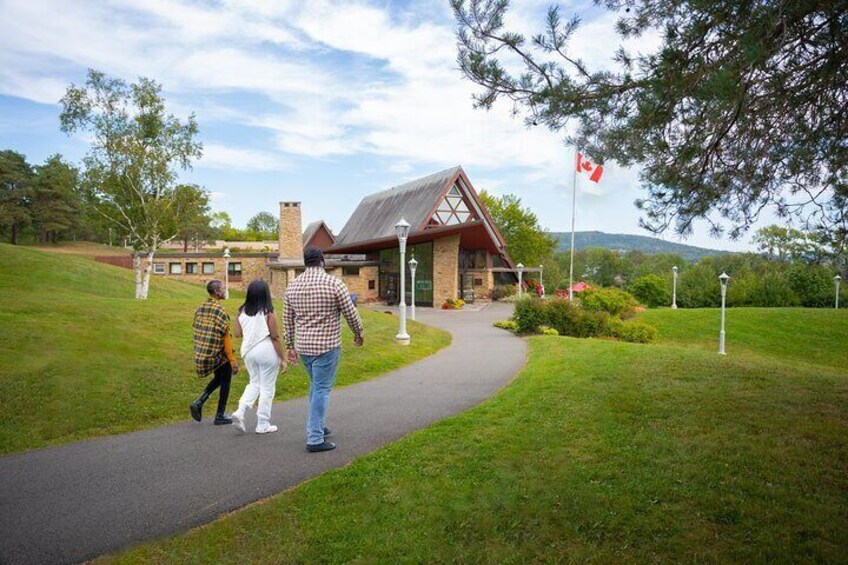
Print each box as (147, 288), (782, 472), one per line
(0, 150), (33, 245)
(453, 0), (848, 239)
(31, 155), (80, 244)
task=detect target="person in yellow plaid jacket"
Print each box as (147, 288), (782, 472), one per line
(190, 280), (240, 425)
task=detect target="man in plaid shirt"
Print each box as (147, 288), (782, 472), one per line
(285, 247), (364, 452)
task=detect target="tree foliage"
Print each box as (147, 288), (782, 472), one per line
(0, 150), (33, 244)
(453, 0), (848, 241)
(60, 69), (203, 298)
(479, 190), (557, 265)
(245, 211), (278, 239)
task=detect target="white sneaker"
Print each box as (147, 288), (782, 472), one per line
(232, 412), (246, 433)
(255, 425), (278, 434)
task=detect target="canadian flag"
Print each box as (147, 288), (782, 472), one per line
(576, 152), (603, 183)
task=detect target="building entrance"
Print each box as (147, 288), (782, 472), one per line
(379, 242), (434, 306)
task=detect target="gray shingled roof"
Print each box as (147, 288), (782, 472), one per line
(335, 166), (461, 244)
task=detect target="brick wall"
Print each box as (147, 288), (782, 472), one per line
(145, 256), (272, 292)
(465, 268), (495, 300)
(433, 234), (460, 305)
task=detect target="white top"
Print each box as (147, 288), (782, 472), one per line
(238, 311), (271, 357)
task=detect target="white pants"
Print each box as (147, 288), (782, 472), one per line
(235, 338), (279, 429)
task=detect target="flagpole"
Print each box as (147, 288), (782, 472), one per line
(569, 147), (579, 301)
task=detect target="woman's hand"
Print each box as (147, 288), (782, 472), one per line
(279, 358), (287, 373)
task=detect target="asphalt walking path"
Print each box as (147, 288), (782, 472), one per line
(0, 303), (525, 564)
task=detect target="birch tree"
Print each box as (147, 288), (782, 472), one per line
(60, 70), (203, 298)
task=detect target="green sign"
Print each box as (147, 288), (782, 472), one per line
(416, 280), (432, 291)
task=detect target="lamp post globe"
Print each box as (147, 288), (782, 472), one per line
(718, 272), (730, 355)
(517, 263), (524, 297)
(223, 247), (231, 299)
(835, 274), (842, 309)
(395, 218), (411, 345)
(409, 256), (418, 321)
(672, 265), (678, 309)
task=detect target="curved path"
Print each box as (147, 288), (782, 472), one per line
(0, 303), (524, 564)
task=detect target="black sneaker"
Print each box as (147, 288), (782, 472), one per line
(306, 441), (337, 453)
(214, 415), (233, 425)
(323, 427), (332, 437)
(190, 401), (202, 422)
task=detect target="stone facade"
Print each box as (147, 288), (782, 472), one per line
(146, 254), (272, 293)
(278, 202), (304, 262)
(433, 234), (460, 306)
(466, 268), (495, 300)
(333, 265), (380, 302)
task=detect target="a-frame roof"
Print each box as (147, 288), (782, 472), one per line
(302, 220), (335, 248)
(335, 167), (462, 245)
(330, 166), (512, 267)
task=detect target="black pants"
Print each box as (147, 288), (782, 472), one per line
(201, 361), (232, 417)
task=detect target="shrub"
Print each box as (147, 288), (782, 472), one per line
(630, 274), (670, 308)
(491, 285), (516, 301)
(493, 320), (517, 331)
(539, 325), (559, 336)
(442, 298), (467, 310)
(579, 287), (639, 318)
(573, 310), (612, 338)
(513, 297), (547, 333)
(544, 298), (580, 335)
(612, 320), (658, 343)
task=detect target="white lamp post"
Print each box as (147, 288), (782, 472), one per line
(719, 272), (730, 355)
(223, 247), (231, 299)
(409, 256), (418, 321)
(539, 264), (544, 291)
(395, 218), (411, 345)
(672, 265), (678, 309)
(836, 274), (842, 309)
(517, 263), (524, 297)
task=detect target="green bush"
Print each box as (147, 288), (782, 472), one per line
(629, 274), (670, 308)
(579, 287), (639, 318)
(572, 309), (612, 338)
(493, 320), (517, 331)
(491, 285), (516, 301)
(544, 298), (581, 336)
(513, 298), (547, 333)
(612, 320), (658, 343)
(750, 270), (800, 307)
(539, 325), (559, 336)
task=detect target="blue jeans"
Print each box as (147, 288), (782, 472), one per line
(300, 347), (341, 445)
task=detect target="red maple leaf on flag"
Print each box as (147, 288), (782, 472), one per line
(576, 152), (603, 183)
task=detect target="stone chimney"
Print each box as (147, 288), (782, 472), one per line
(278, 201), (304, 263)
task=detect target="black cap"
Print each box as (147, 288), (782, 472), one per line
(304, 247), (324, 267)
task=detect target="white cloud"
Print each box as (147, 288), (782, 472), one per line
(200, 143), (288, 171)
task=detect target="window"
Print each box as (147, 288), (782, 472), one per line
(202, 262), (215, 274)
(228, 262), (242, 278)
(368, 280), (376, 290)
(185, 262), (198, 274)
(169, 262), (182, 275)
(428, 183), (476, 227)
(342, 266), (360, 276)
(474, 278), (483, 286)
(153, 263), (166, 275)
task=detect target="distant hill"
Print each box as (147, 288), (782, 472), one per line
(548, 231), (730, 262)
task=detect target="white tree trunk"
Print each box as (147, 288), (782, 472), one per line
(139, 249), (155, 299)
(134, 253), (144, 299)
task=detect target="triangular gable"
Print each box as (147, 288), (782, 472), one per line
(419, 168), (511, 258)
(302, 221), (336, 250)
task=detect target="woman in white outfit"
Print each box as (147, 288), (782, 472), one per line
(232, 280), (286, 434)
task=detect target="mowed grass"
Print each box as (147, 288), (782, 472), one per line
(108, 307), (848, 564)
(639, 307), (848, 370)
(0, 244), (450, 454)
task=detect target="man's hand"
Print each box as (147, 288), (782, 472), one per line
(354, 335), (364, 347)
(231, 361), (240, 375)
(287, 349), (299, 364)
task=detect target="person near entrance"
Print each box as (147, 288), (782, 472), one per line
(190, 279), (239, 425)
(284, 247), (364, 452)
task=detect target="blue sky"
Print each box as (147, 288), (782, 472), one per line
(0, 0), (769, 251)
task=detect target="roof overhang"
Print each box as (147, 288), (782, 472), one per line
(327, 221), (503, 255)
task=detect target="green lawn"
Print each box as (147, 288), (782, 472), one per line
(107, 307), (848, 564)
(0, 244), (450, 454)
